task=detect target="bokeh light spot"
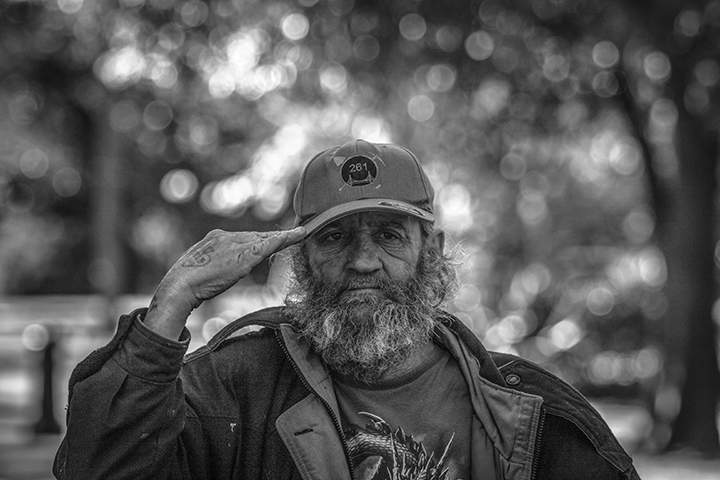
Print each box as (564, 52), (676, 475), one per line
(319, 63), (348, 94)
(675, 10), (701, 37)
(399, 13), (427, 41)
(638, 247), (667, 287)
(454, 284), (482, 312)
(438, 183), (473, 233)
(57, 0), (83, 14)
(587, 287), (615, 316)
(20, 148), (49, 179)
(353, 35), (380, 61)
(178, 0), (208, 28)
(644, 51), (671, 82)
(160, 169), (199, 204)
(548, 318), (584, 351)
(21, 324), (50, 351)
(592, 41), (619, 68)
(252, 182), (288, 220)
(499, 153), (526, 181)
(592, 71), (618, 97)
(497, 314), (530, 345)
(407, 95), (435, 122)
(684, 82), (710, 115)
(53, 167), (82, 197)
(609, 138), (641, 175)
(96, 46), (146, 88)
(189, 116), (219, 149)
(9, 90), (43, 125)
(465, 31), (494, 61)
(650, 99), (678, 129)
(351, 113), (389, 141)
(435, 26), (463, 52)
(516, 191), (548, 226)
(143, 100), (174, 130)
(281, 13), (310, 41)
(426, 64), (456, 92)
(623, 209), (654, 243)
(694, 59), (720, 87)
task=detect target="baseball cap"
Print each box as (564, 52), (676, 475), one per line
(293, 139), (435, 236)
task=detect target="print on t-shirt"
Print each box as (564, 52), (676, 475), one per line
(345, 412), (455, 480)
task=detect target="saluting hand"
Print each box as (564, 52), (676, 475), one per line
(144, 227), (305, 340)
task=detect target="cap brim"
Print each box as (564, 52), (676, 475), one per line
(299, 198), (435, 237)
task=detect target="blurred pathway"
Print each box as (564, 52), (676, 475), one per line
(634, 454), (720, 480)
(0, 434), (60, 480)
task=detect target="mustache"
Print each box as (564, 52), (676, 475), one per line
(330, 275), (410, 302)
(341, 274), (385, 290)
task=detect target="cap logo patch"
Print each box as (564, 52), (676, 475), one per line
(341, 155), (378, 187)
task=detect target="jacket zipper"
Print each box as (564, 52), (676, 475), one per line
(529, 406), (547, 480)
(276, 330), (357, 480)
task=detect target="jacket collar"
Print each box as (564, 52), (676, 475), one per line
(434, 319), (544, 470)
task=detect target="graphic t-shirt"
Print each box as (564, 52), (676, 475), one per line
(332, 346), (473, 480)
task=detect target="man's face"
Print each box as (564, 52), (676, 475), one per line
(304, 211), (424, 317)
(287, 211), (447, 383)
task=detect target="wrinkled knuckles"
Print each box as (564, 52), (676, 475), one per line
(251, 242), (264, 255)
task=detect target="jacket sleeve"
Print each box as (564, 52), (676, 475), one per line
(53, 309), (193, 480)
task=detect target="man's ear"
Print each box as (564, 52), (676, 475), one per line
(428, 229), (445, 254)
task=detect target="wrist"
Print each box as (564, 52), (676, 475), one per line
(143, 287), (193, 341)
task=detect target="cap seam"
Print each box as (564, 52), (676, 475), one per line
(397, 145), (430, 196)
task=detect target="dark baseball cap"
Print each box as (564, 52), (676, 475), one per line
(293, 139), (435, 236)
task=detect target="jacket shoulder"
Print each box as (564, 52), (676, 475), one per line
(490, 351), (600, 420)
(183, 306), (289, 364)
(490, 351), (638, 478)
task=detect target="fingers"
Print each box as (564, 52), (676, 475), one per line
(277, 226), (306, 248)
(239, 227), (305, 264)
(257, 226), (305, 243)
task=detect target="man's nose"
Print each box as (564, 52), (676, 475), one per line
(346, 235), (382, 273)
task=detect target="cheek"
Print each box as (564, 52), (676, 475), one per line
(385, 253), (420, 281)
(307, 252), (346, 282)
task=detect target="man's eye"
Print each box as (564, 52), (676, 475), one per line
(321, 231), (344, 243)
(378, 231), (402, 242)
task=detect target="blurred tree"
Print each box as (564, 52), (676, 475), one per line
(522, 0), (720, 456)
(616, 0), (720, 457)
(1, 0), (718, 455)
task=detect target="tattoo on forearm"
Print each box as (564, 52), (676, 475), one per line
(182, 245), (215, 267)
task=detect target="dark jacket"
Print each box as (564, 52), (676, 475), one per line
(54, 307), (640, 479)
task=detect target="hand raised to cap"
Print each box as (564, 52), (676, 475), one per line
(144, 227), (305, 340)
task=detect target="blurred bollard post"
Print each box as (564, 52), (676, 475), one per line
(35, 330), (61, 434)
(23, 323), (61, 435)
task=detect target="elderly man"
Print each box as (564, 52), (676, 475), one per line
(54, 140), (640, 479)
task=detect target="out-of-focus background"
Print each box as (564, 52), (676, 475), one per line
(1, 0), (720, 478)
